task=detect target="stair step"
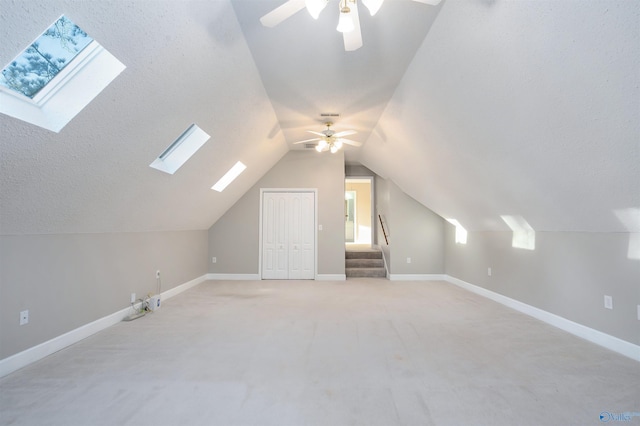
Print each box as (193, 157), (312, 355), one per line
(345, 250), (383, 260)
(346, 258), (384, 268)
(346, 267), (386, 278)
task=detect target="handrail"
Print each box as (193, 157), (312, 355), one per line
(378, 214), (389, 245)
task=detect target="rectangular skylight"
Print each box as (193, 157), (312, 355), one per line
(0, 15), (125, 132)
(500, 215), (535, 250)
(150, 124), (210, 175)
(0, 16), (93, 98)
(446, 219), (468, 244)
(212, 162), (246, 192)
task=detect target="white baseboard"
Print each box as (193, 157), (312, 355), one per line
(389, 274), (447, 281)
(162, 274), (208, 299)
(316, 274), (346, 281)
(445, 275), (640, 362)
(0, 274), (208, 378)
(206, 273), (346, 281)
(207, 273), (261, 280)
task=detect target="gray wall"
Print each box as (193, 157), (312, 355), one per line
(0, 230), (209, 359)
(444, 227), (640, 345)
(388, 182), (444, 274)
(345, 164), (375, 177)
(375, 177), (445, 275)
(209, 150), (345, 276)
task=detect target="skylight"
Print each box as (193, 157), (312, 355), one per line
(501, 215), (536, 250)
(150, 124), (210, 175)
(0, 15), (125, 132)
(614, 208), (640, 260)
(212, 162), (246, 192)
(1, 16), (93, 98)
(446, 219), (468, 244)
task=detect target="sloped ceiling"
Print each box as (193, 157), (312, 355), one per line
(361, 0), (640, 233)
(1, 0), (638, 236)
(230, 0), (441, 153)
(0, 0), (288, 234)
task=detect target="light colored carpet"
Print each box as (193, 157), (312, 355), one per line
(1, 279), (638, 426)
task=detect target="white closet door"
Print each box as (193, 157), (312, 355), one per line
(262, 193), (289, 279)
(288, 192), (315, 279)
(262, 191), (315, 280)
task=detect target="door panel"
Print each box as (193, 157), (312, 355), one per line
(262, 193), (289, 279)
(289, 192), (315, 279)
(299, 193), (315, 279)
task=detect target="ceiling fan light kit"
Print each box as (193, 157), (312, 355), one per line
(337, 2), (355, 33)
(293, 122), (361, 154)
(315, 139), (328, 152)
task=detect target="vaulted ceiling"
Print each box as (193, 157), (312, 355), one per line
(1, 0), (638, 235)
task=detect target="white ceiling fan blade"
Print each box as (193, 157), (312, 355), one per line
(293, 137), (321, 144)
(412, 0), (442, 5)
(307, 130), (326, 137)
(362, 0), (385, 16)
(343, 2), (363, 51)
(260, 0), (306, 27)
(338, 138), (362, 147)
(333, 130), (357, 138)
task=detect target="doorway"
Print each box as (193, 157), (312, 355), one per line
(345, 177), (373, 246)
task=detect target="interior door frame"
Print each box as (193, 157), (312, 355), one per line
(259, 188), (318, 280)
(345, 176), (374, 245)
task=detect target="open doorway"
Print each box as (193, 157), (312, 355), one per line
(345, 177), (373, 247)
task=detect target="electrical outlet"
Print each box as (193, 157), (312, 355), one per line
(131, 293), (136, 303)
(488, 267), (492, 277)
(604, 295), (613, 310)
(318, 224), (323, 231)
(407, 257), (411, 264)
(637, 305), (640, 321)
(211, 257), (217, 264)
(156, 270), (161, 278)
(20, 310), (29, 325)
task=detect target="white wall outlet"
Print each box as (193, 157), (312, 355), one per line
(487, 267), (492, 277)
(148, 295), (161, 311)
(637, 305), (640, 321)
(212, 257), (217, 263)
(406, 257), (411, 264)
(156, 270), (161, 278)
(318, 224), (323, 231)
(20, 310), (29, 325)
(604, 295), (613, 310)
(131, 293), (136, 303)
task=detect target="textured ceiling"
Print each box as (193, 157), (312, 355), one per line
(360, 0), (640, 232)
(0, 0), (288, 234)
(1, 0), (638, 236)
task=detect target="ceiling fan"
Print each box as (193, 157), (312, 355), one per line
(293, 122), (362, 153)
(260, 0), (442, 51)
